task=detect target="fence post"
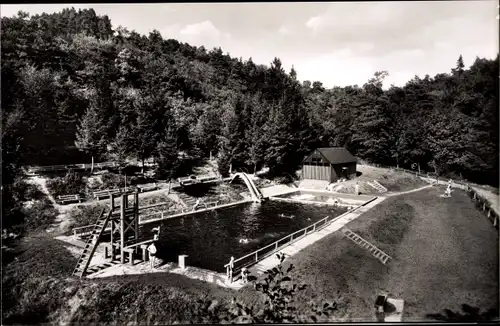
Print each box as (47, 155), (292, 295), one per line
(275, 242), (278, 250)
(255, 252), (258, 262)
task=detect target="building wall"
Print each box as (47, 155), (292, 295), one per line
(331, 163), (357, 181)
(302, 163), (332, 182)
(302, 150), (329, 164)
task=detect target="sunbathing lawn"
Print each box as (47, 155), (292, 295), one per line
(284, 185), (499, 321)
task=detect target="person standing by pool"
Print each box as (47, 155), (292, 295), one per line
(227, 256), (235, 282)
(355, 182), (360, 195)
(147, 242), (157, 269)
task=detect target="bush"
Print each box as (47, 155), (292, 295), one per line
(11, 179), (45, 202)
(129, 175), (156, 186)
(46, 170), (86, 198)
(68, 204), (108, 228)
(20, 198), (59, 232)
(98, 172), (131, 190)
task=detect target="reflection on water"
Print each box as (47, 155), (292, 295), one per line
(141, 201), (347, 272)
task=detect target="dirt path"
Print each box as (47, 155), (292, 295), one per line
(385, 185), (433, 197)
(27, 177), (72, 234)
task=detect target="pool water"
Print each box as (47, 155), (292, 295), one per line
(141, 201), (348, 272)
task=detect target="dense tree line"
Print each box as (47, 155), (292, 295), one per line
(2, 9), (498, 201)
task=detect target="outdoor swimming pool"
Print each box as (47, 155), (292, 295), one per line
(141, 200), (348, 272)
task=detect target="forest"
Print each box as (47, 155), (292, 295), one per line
(2, 8), (498, 191)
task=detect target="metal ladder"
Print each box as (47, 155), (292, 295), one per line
(342, 228), (391, 264)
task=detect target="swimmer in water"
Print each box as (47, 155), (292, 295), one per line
(239, 238), (249, 244)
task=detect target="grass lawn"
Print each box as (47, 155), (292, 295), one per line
(334, 164), (429, 195)
(284, 185), (499, 321)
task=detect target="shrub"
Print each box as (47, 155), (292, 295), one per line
(11, 179), (45, 202)
(21, 198), (59, 232)
(99, 172), (132, 190)
(68, 204), (108, 228)
(46, 170), (85, 198)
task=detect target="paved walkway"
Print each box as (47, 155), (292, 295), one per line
(249, 196), (387, 275)
(385, 185), (433, 197)
(259, 184), (296, 198)
(88, 260), (248, 290)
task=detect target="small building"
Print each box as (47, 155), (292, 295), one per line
(301, 147), (357, 182)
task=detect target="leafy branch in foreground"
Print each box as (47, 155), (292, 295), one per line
(190, 252), (337, 323)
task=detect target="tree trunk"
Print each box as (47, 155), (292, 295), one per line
(91, 155), (94, 173)
(141, 156), (145, 174)
(253, 163), (257, 175)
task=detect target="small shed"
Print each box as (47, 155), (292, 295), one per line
(301, 147), (357, 182)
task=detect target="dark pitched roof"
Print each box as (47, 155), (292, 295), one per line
(304, 147), (357, 165)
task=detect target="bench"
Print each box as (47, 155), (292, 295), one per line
(198, 176), (218, 182)
(57, 194), (81, 204)
(93, 189), (121, 200)
(137, 183), (158, 193)
(93, 187), (137, 200)
(179, 179), (197, 186)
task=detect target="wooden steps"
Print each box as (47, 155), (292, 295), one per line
(367, 180), (388, 193)
(72, 208), (112, 278)
(341, 228), (391, 264)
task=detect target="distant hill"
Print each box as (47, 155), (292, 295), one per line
(1, 8), (498, 186)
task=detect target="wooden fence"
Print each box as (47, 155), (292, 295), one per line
(27, 162), (117, 174)
(466, 186), (499, 230)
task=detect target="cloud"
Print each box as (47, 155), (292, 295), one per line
(175, 20), (231, 48)
(305, 15), (322, 32)
(278, 25), (290, 35)
(180, 20), (219, 37)
(302, 1), (498, 58)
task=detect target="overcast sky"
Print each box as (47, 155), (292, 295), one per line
(1, 1), (498, 88)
